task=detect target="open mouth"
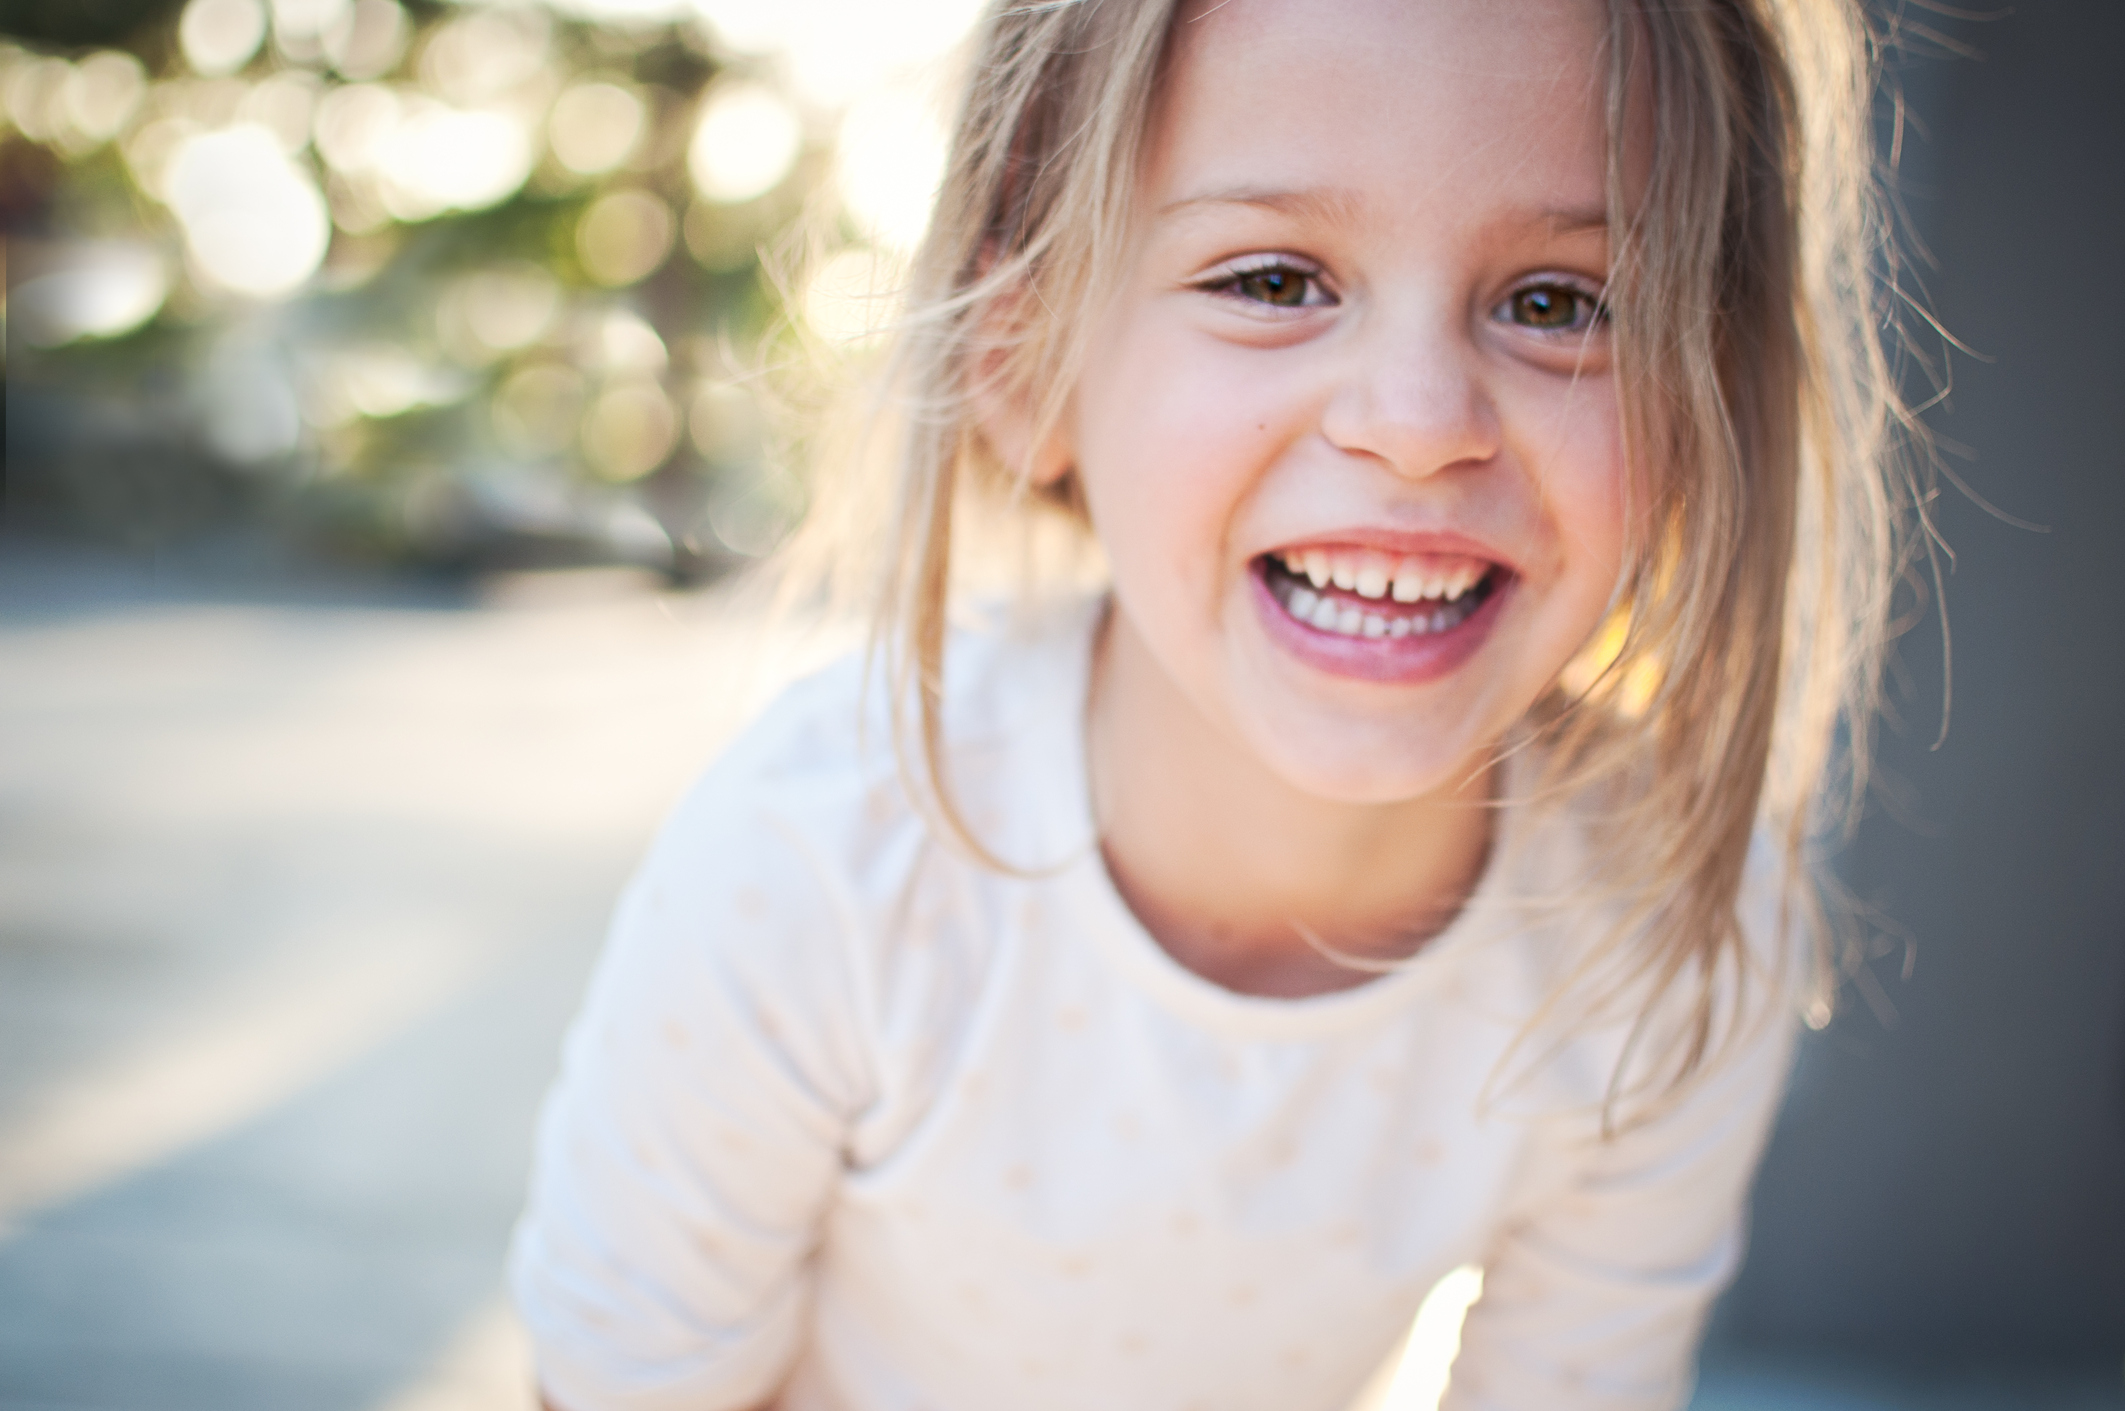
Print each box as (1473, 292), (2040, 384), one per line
(1257, 546), (1503, 640)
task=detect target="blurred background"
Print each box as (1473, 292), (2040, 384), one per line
(0, 1), (2118, 1409)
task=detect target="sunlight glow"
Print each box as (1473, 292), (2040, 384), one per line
(375, 99), (535, 220)
(835, 80), (948, 254)
(687, 80), (800, 204)
(692, 0), (986, 108)
(164, 123), (330, 297)
(1380, 1266), (1483, 1411)
(802, 245), (903, 346)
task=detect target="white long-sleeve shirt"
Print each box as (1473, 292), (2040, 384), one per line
(509, 599), (1799, 1411)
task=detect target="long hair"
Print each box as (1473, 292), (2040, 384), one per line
(781, 0), (1919, 1112)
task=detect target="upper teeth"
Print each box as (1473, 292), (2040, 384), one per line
(1278, 549), (1485, 603)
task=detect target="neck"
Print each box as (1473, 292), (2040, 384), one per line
(1087, 607), (1496, 999)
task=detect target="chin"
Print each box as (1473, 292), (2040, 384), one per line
(1244, 726), (1489, 809)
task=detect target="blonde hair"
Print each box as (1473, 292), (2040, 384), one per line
(785, 0), (1919, 1110)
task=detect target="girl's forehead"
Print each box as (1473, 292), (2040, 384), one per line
(1169, 0), (1604, 70)
(1152, 0), (1616, 219)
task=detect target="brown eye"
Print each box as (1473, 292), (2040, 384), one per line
(1505, 284), (1597, 331)
(1233, 267), (1313, 307)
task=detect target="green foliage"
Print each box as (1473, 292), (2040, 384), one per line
(2, 0), (827, 578)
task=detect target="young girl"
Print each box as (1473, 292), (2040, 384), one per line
(512, 0), (1905, 1407)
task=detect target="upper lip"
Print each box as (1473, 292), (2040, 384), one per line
(1258, 526), (1515, 573)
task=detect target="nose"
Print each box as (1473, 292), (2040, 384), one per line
(1317, 313), (1502, 479)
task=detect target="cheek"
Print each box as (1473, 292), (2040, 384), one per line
(1562, 448), (1628, 600)
(1524, 384), (1630, 606)
(1072, 334), (1280, 588)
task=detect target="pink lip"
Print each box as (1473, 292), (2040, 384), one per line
(1248, 561), (1510, 685)
(1263, 525), (1515, 568)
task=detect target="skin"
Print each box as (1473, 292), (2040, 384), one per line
(989, 0), (1637, 996)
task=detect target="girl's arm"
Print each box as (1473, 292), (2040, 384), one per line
(1439, 981), (1799, 1411)
(1447, 1013), (1794, 1409)
(510, 782), (874, 1411)
(1444, 838), (1806, 1411)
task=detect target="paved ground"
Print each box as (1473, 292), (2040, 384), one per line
(0, 535), (2115, 1411)
(0, 536), (813, 1411)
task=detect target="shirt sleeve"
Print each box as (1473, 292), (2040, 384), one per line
(509, 780), (877, 1411)
(1442, 889), (1805, 1411)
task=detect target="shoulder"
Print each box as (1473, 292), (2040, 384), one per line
(618, 593), (1102, 1015)
(656, 595), (1101, 875)
(1477, 777), (1812, 1124)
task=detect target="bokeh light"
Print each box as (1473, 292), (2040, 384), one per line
(179, 0), (268, 77)
(687, 80), (800, 204)
(550, 79), (645, 176)
(581, 379), (680, 483)
(418, 7), (550, 107)
(582, 306), (668, 375)
(545, 0), (692, 21)
(577, 187), (675, 286)
(311, 79), (392, 169)
(688, 380), (762, 465)
(11, 244), (169, 348)
(437, 263), (562, 365)
(164, 123), (330, 297)
(268, 0), (344, 58)
(65, 51), (147, 143)
(375, 98), (534, 220)
(322, 0), (408, 81)
(5, 54), (74, 144)
(3, 0), (989, 570)
(239, 71), (319, 153)
(493, 363), (589, 456)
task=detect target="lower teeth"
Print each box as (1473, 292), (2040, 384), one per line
(1282, 580), (1477, 639)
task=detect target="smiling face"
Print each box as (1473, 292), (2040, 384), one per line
(1049, 0), (1634, 807)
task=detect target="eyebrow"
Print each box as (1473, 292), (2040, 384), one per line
(1158, 186), (1611, 237)
(1159, 185), (1368, 225)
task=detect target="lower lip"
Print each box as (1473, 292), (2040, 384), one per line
(1248, 564), (1508, 685)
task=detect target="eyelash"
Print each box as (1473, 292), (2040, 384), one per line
(1193, 258), (1332, 310)
(1194, 262), (1611, 335)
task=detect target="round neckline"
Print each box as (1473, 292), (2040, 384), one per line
(1028, 593), (1511, 1042)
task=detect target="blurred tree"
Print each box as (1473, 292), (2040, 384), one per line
(0, 0), (876, 580)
